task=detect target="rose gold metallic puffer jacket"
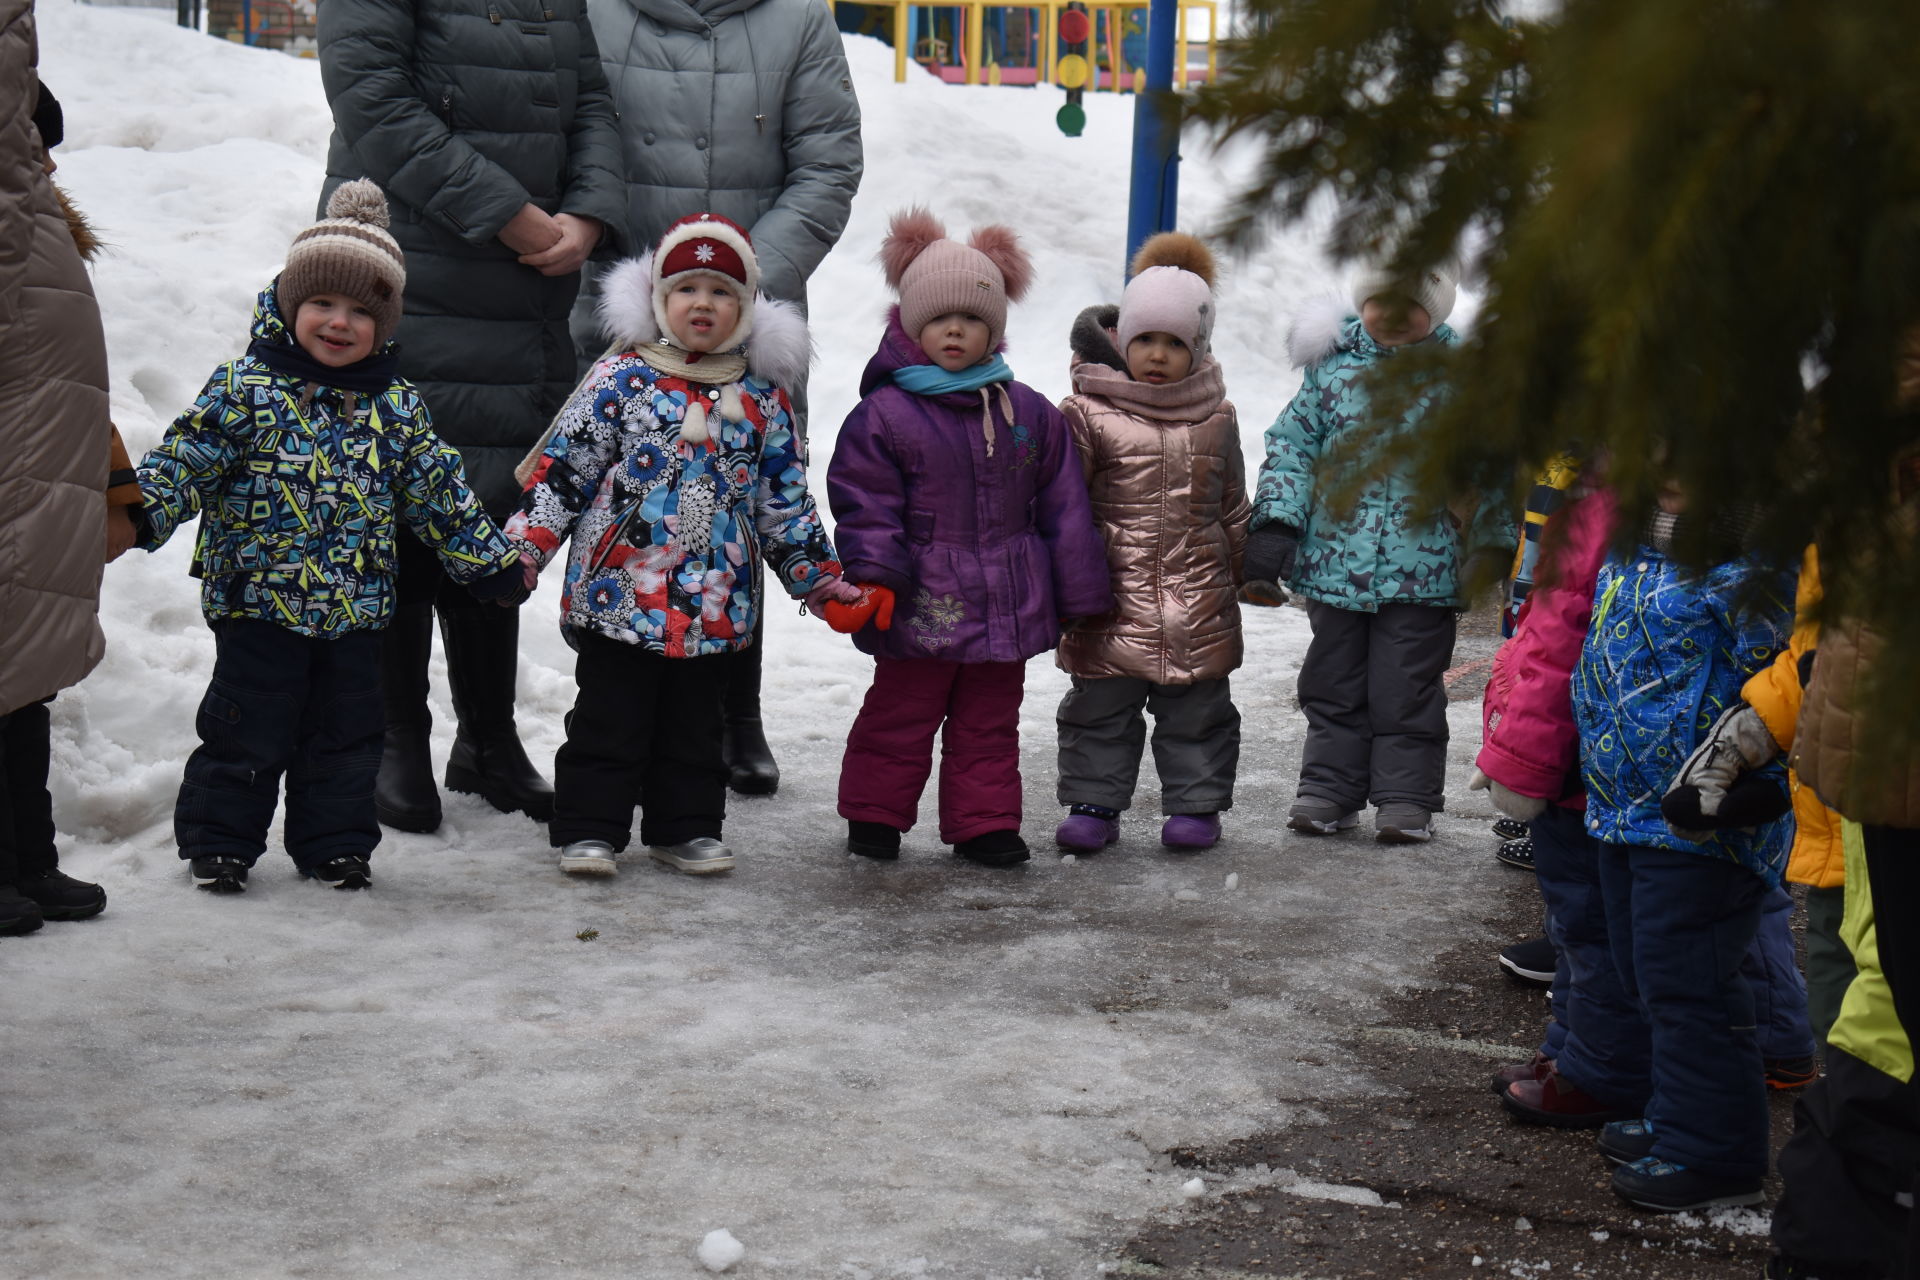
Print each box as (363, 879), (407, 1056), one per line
(1056, 355), (1250, 685)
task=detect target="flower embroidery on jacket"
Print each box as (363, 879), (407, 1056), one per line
(908, 589), (967, 651)
(1009, 420), (1038, 470)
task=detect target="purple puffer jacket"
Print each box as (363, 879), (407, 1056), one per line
(827, 310), (1114, 664)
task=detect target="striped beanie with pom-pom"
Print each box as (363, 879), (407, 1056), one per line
(276, 180), (408, 346)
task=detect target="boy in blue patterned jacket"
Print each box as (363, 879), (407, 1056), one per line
(136, 183), (525, 894)
(505, 214), (857, 879)
(1570, 486), (1797, 1213)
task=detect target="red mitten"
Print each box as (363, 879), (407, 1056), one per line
(821, 584), (887, 634)
(870, 585), (895, 631)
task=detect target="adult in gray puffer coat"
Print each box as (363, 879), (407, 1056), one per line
(579, 0), (862, 797)
(318, 0), (630, 835)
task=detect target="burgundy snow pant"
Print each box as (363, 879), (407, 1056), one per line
(838, 657), (1025, 843)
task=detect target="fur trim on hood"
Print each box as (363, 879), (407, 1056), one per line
(595, 252), (811, 387)
(56, 185), (102, 263)
(1286, 293), (1354, 368)
(1069, 304), (1126, 372)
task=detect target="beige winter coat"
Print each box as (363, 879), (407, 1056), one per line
(1057, 356), (1250, 685)
(0, 0), (111, 717)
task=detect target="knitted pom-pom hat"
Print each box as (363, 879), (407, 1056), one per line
(277, 180), (407, 346)
(881, 207), (1033, 351)
(1349, 261), (1457, 327)
(1116, 231), (1218, 360)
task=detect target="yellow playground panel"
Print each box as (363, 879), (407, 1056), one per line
(841, 0), (1218, 90)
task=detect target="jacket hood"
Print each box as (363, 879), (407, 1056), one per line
(594, 253), (812, 388)
(619, 0), (764, 32)
(1069, 303), (1126, 372)
(251, 280), (297, 350)
(1286, 297), (1460, 368)
(1070, 355), (1227, 424)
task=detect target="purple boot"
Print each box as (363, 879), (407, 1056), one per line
(1055, 813), (1120, 851)
(1161, 813), (1221, 850)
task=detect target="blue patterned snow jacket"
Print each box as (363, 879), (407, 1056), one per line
(137, 284), (517, 638)
(1572, 546), (1798, 883)
(1252, 316), (1511, 611)
(504, 351), (839, 657)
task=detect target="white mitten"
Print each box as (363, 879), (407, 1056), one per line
(1469, 767), (1548, 822)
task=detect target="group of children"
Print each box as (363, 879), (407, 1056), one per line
(129, 186), (1487, 891)
(113, 181), (1823, 1220)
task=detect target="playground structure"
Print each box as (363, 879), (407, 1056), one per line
(834, 0), (1216, 91)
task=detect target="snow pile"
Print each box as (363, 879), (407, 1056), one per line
(12, 3), (1506, 1277)
(699, 1228), (747, 1272)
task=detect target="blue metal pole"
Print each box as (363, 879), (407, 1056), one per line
(1123, 0), (1180, 278)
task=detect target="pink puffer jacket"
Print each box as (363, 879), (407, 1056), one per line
(1477, 487), (1616, 806)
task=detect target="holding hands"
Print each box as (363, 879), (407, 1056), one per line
(499, 204), (602, 277)
(1241, 523), (1300, 607)
(813, 581), (895, 634)
(1468, 768), (1548, 823)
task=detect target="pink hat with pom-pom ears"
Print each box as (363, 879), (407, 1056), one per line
(881, 207), (1033, 351)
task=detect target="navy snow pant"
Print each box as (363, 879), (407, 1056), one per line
(175, 619), (383, 872)
(1597, 841), (1770, 1179)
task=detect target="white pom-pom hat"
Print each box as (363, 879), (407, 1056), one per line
(276, 179), (408, 344)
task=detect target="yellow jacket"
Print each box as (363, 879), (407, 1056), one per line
(1741, 547), (1846, 889)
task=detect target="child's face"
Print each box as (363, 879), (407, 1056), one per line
(665, 275), (742, 353)
(918, 312), (992, 373)
(1125, 331), (1194, 385)
(1360, 295), (1434, 347)
(294, 293), (377, 367)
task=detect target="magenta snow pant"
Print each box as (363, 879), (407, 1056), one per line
(838, 657), (1026, 843)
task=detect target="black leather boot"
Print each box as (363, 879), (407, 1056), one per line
(375, 603), (442, 833)
(722, 623), (779, 796)
(440, 603), (554, 821)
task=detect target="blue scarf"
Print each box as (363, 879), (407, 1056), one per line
(890, 354), (1014, 396)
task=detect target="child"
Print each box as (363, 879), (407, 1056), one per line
(506, 213), (856, 878)
(136, 182), (526, 895)
(1245, 264), (1512, 843)
(1571, 485), (1796, 1212)
(1052, 232), (1250, 853)
(825, 209), (1112, 868)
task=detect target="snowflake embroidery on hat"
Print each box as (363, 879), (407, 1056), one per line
(694, 243), (715, 263)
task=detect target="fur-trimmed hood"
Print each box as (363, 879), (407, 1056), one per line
(1285, 293), (1460, 368)
(1069, 303), (1126, 373)
(593, 252), (812, 389)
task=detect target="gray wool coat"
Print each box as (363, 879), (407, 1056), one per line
(317, 0), (630, 514)
(574, 0), (862, 353)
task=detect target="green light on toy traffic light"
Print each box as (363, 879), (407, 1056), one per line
(1056, 101), (1086, 137)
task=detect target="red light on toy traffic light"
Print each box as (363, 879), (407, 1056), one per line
(1059, 8), (1091, 45)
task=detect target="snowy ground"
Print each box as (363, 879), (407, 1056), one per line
(13, 5), (1511, 1276)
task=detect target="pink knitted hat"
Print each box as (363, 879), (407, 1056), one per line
(881, 207), (1034, 350)
(1115, 232), (1218, 360)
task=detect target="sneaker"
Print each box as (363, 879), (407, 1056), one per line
(1765, 1055), (1819, 1090)
(1494, 836), (1536, 870)
(1287, 796), (1359, 835)
(648, 838), (736, 875)
(306, 855), (372, 890)
(12, 868), (105, 921)
(1499, 936), (1556, 985)
(189, 856), (250, 895)
(1764, 1253), (1886, 1280)
(1502, 1066), (1638, 1129)
(558, 840), (618, 876)
(1055, 813), (1120, 852)
(1160, 813), (1221, 850)
(1610, 1156), (1763, 1212)
(1489, 1050), (1553, 1096)
(847, 821), (903, 860)
(1375, 802), (1433, 844)
(1597, 1118), (1658, 1165)
(1491, 815), (1530, 842)
(954, 830), (1030, 867)
(0, 886), (45, 935)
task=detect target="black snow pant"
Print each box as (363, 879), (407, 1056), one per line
(175, 619), (384, 872)
(549, 631), (731, 851)
(0, 699), (58, 886)
(1056, 675), (1240, 814)
(1295, 601), (1456, 812)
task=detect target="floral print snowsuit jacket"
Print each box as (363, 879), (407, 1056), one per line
(505, 351), (839, 656)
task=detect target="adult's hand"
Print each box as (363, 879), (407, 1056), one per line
(518, 213), (602, 277)
(105, 505), (138, 562)
(498, 203), (564, 258)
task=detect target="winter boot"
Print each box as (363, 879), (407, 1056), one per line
(440, 604), (554, 822)
(1161, 813), (1222, 850)
(1055, 806), (1120, 852)
(306, 855), (372, 890)
(954, 830), (1030, 867)
(12, 868), (105, 921)
(1287, 795), (1359, 835)
(847, 821), (903, 860)
(375, 603), (442, 834)
(723, 628), (779, 796)
(0, 885), (45, 935)
(189, 856), (250, 894)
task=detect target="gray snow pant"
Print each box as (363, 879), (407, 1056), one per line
(1056, 675), (1240, 814)
(1296, 601), (1456, 813)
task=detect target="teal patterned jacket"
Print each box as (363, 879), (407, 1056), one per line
(137, 285), (516, 637)
(1572, 546), (1797, 883)
(1253, 317), (1509, 611)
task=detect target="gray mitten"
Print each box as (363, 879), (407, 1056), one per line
(1661, 703), (1785, 840)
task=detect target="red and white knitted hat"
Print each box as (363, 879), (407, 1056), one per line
(649, 212), (758, 351)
